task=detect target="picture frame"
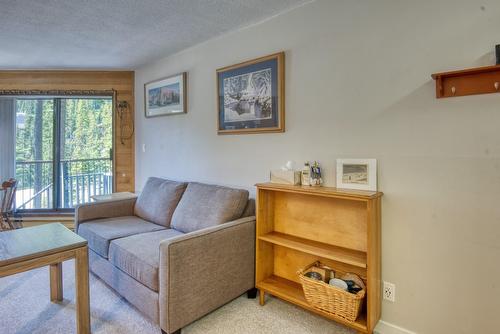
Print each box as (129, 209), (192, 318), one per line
(216, 52), (285, 134)
(144, 72), (187, 118)
(336, 159), (377, 191)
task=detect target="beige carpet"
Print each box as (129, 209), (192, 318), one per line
(0, 260), (354, 334)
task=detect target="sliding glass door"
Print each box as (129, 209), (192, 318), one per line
(15, 99), (54, 210)
(14, 97), (113, 212)
(59, 98), (113, 208)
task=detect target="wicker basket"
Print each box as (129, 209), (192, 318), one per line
(298, 261), (365, 322)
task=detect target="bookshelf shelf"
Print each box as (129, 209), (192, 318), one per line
(258, 232), (367, 268)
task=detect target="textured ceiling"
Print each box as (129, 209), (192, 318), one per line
(0, 0), (309, 69)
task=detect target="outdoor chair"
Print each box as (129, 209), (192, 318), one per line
(1, 178), (20, 231)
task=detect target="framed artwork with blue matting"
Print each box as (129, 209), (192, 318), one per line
(217, 52), (285, 134)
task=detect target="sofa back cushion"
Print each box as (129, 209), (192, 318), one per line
(171, 182), (249, 233)
(134, 177), (187, 227)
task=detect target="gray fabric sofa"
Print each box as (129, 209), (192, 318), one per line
(75, 177), (256, 334)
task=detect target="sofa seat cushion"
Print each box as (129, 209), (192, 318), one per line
(78, 216), (165, 258)
(134, 177), (187, 227)
(109, 229), (184, 292)
(171, 182), (249, 233)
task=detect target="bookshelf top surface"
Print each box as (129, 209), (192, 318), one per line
(256, 182), (383, 200)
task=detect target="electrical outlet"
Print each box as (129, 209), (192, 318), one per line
(383, 281), (396, 302)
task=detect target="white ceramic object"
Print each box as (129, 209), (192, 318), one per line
(329, 278), (348, 291)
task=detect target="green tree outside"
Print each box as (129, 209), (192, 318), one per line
(15, 98), (112, 208)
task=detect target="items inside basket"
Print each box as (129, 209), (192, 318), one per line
(303, 262), (365, 293)
(298, 261), (367, 322)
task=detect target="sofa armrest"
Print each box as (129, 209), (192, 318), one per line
(74, 198), (137, 232)
(158, 216), (255, 333)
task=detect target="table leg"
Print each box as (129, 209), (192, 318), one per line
(75, 246), (90, 334)
(259, 289), (266, 306)
(50, 262), (63, 302)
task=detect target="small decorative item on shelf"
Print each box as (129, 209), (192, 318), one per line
(270, 161), (301, 185)
(336, 158), (377, 191)
(310, 161), (323, 186)
(301, 162), (311, 186)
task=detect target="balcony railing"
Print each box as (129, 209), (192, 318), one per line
(15, 158), (112, 210)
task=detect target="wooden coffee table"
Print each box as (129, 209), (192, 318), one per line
(0, 223), (90, 334)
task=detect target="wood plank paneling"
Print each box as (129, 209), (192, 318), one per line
(0, 71), (135, 192)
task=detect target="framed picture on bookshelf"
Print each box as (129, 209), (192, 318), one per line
(336, 159), (377, 191)
(216, 52), (285, 134)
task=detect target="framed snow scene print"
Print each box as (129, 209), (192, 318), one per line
(336, 159), (378, 191)
(217, 52), (285, 134)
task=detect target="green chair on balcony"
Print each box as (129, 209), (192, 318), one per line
(0, 178), (21, 231)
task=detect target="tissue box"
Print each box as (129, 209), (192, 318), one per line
(270, 170), (301, 185)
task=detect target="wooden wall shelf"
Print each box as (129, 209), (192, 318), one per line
(255, 182), (382, 334)
(431, 65), (500, 98)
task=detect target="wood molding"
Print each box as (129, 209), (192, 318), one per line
(0, 89), (114, 96)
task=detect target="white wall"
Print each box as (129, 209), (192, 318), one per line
(135, 1), (500, 333)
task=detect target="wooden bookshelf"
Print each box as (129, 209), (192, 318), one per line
(255, 183), (382, 334)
